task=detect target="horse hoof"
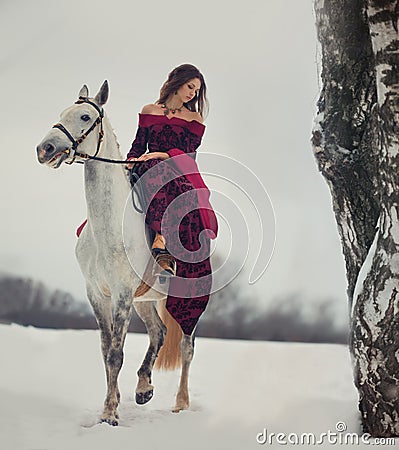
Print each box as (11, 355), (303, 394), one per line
(100, 417), (119, 426)
(136, 389), (154, 405)
(172, 400), (189, 413)
(172, 406), (187, 413)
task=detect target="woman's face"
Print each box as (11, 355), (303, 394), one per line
(177, 78), (201, 104)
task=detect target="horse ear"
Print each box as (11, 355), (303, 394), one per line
(78, 84), (89, 99)
(94, 80), (109, 106)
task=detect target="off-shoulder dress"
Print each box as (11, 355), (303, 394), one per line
(127, 113), (218, 335)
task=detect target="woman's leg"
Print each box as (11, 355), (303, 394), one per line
(151, 232), (166, 249)
(151, 232), (176, 278)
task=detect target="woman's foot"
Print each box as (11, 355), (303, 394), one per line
(152, 248), (176, 284)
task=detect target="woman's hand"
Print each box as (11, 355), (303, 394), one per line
(126, 152), (170, 169)
(138, 152), (170, 161)
(125, 157), (137, 170)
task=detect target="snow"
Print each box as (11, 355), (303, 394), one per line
(390, 207), (399, 247)
(353, 209), (399, 332)
(351, 221), (379, 318)
(2, 324), (397, 450)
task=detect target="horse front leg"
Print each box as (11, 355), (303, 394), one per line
(173, 334), (194, 413)
(86, 290), (119, 417)
(101, 289), (134, 426)
(134, 301), (166, 404)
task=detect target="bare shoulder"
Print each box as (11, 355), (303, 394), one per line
(190, 111), (204, 123)
(141, 104), (162, 114)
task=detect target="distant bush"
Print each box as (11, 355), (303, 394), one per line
(198, 292), (348, 344)
(0, 273), (96, 330)
(0, 272), (348, 343)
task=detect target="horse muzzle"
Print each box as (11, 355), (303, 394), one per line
(36, 141), (69, 168)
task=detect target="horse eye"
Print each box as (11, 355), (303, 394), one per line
(81, 114), (90, 122)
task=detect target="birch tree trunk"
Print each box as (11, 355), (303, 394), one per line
(313, 0), (399, 437)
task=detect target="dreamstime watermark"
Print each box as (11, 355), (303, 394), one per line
(256, 422), (396, 446)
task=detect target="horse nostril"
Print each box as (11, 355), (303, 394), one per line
(43, 142), (55, 153)
(37, 141), (56, 162)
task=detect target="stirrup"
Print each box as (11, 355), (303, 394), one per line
(151, 248), (176, 283)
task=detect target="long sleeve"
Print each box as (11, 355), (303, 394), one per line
(126, 125), (149, 159)
(169, 132), (202, 161)
(188, 133), (202, 155)
(186, 137), (201, 161)
(166, 148), (218, 239)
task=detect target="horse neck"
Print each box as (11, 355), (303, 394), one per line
(83, 115), (135, 237)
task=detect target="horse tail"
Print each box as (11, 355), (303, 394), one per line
(155, 299), (182, 371)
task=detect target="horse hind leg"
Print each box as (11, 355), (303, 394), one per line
(173, 334), (194, 413)
(134, 301), (166, 405)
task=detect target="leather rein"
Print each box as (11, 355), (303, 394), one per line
(52, 96), (136, 165)
(53, 96), (145, 213)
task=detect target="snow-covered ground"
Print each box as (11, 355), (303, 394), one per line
(1, 324), (396, 450)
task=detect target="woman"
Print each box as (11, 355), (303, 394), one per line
(126, 64), (218, 336)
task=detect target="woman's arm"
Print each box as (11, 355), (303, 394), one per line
(126, 126), (149, 160)
(126, 106), (151, 168)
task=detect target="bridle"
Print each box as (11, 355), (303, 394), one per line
(53, 96), (105, 165)
(52, 96), (145, 212)
(53, 96), (138, 165)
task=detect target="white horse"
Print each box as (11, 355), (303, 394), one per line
(36, 81), (195, 425)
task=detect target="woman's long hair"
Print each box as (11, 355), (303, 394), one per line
(157, 64), (209, 118)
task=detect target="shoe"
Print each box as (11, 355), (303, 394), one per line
(151, 248), (176, 283)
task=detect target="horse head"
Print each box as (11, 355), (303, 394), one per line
(36, 81), (109, 168)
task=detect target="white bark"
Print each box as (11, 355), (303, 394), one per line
(314, 0), (399, 437)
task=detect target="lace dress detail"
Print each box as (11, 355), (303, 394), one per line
(127, 113), (217, 335)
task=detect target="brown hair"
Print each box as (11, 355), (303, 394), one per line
(157, 64), (209, 118)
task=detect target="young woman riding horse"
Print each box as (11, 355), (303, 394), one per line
(126, 63), (218, 337)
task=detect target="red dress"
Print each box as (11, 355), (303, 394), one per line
(127, 113), (218, 335)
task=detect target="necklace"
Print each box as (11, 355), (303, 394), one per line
(162, 103), (183, 115)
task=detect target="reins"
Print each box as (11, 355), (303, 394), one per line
(70, 153), (140, 164)
(53, 96), (142, 165)
(52, 96), (145, 212)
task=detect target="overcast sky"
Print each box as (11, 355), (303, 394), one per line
(0, 1), (348, 322)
